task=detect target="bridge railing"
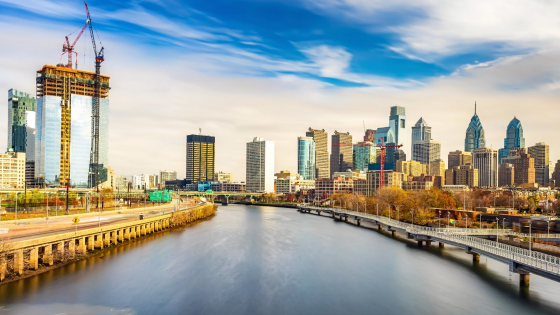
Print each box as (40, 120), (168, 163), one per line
(298, 205), (560, 275)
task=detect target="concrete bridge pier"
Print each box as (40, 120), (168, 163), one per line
(95, 234), (104, 249)
(317, 211), (321, 216)
(87, 236), (94, 251)
(472, 254), (480, 263)
(42, 245), (53, 266)
(425, 241), (432, 247)
(0, 258), (6, 281)
(14, 250), (24, 275)
(439, 242), (444, 248)
(29, 247), (39, 270)
(357, 219), (362, 226)
(78, 238), (87, 255)
(344, 216), (348, 222)
(68, 240), (75, 259)
(56, 242), (65, 261)
(417, 241), (423, 247)
(378, 225), (382, 231)
(141, 225), (147, 236)
(391, 230), (396, 237)
(111, 231), (118, 245)
(103, 233), (111, 247)
(131, 227), (137, 239)
(118, 230), (124, 242)
(124, 228), (131, 241)
(520, 274), (530, 287)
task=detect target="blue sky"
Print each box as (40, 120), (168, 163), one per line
(1, 0), (560, 177)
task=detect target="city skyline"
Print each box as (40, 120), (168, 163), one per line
(1, 1), (560, 179)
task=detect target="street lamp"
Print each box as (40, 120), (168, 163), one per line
(447, 213), (450, 229)
(397, 206), (400, 222)
(496, 217), (499, 243)
(15, 192), (18, 224)
(529, 221), (532, 254)
(438, 212), (441, 230)
(411, 208), (414, 226)
(376, 203), (379, 216)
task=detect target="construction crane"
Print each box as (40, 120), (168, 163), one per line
(61, 15), (90, 69)
(376, 138), (402, 188)
(86, 1), (105, 191)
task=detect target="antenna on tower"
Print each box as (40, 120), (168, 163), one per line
(199, 128), (202, 135)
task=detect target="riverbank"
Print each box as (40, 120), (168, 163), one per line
(0, 203), (217, 285)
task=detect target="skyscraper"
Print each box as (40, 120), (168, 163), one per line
(364, 129), (376, 142)
(306, 128), (329, 179)
(389, 106), (406, 145)
(353, 142), (376, 171)
(159, 170), (177, 186)
(412, 140), (441, 165)
(411, 117), (431, 163)
(528, 142), (549, 186)
(374, 127), (395, 145)
(448, 150), (472, 169)
(498, 117), (525, 163)
(186, 135), (215, 183)
(246, 137), (275, 192)
(35, 65), (110, 187)
(464, 103), (486, 152)
(501, 148), (535, 185)
(8, 89), (36, 161)
(297, 136), (316, 180)
(330, 131), (352, 176)
(473, 148), (498, 187)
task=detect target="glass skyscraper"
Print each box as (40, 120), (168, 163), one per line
(297, 137), (315, 180)
(498, 117), (525, 163)
(353, 142), (376, 171)
(465, 103), (486, 152)
(186, 135), (216, 183)
(411, 117), (431, 160)
(389, 106), (406, 145)
(7, 89), (36, 161)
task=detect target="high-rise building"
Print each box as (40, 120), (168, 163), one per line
(553, 160), (560, 188)
(411, 117), (431, 159)
(389, 106), (406, 145)
(498, 117), (525, 163)
(429, 159), (446, 179)
(330, 131), (352, 176)
(528, 142), (549, 186)
(374, 127), (395, 145)
(215, 172), (233, 183)
(353, 142), (376, 172)
(0, 151), (26, 189)
(246, 137), (274, 192)
(297, 136), (316, 180)
(473, 148), (498, 187)
(412, 140), (441, 165)
(464, 103), (486, 152)
(396, 160), (427, 177)
(394, 149), (406, 163)
(35, 65), (110, 187)
(501, 148), (535, 185)
(8, 89), (36, 162)
(364, 129), (376, 142)
(448, 150), (472, 169)
(445, 165), (478, 188)
(498, 163), (514, 187)
(160, 170), (177, 186)
(306, 128), (329, 179)
(186, 135), (215, 183)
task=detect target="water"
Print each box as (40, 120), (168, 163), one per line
(1, 205), (560, 315)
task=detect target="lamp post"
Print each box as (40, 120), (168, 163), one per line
(465, 214), (468, 231)
(376, 203), (379, 216)
(98, 191), (101, 228)
(503, 218), (506, 234)
(447, 213), (450, 229)
(496, 218), (499, 243)
(529, 221), (532, 254)
(15, 192), (18, 224)
(438, 212), (441, 230)
(479, 213), (482, 230)
(411, 208), (414, 226)
(397, 206), (400, 222)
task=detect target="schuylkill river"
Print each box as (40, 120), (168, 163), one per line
(2, 205), (560, 314)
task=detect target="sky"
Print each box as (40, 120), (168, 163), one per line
(1, 0), (560, 180)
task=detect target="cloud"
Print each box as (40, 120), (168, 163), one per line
(299, 45), (352, 77)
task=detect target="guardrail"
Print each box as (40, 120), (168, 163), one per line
(299, 205), (560, 276)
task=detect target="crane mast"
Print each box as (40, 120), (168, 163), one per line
(85, 2), (105, 191)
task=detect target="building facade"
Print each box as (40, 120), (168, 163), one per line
(186, 134), (215, 183)
(528, 142), (549, 186)
(0, 151), (26, 189)
(473, 148), (498, 188)
(330, 131), (352, 177)
(411, 117), (431, 160)
(35, 65), (110, 187)
(389, 106), (406, 145)
(464, 104), (486, 152)
(8, 89), (36, 162)
(412, 140), (441, 165)
(353, 142), (376, 172)
(498, 163), (515, 187)
(498, 117), (525, 163)
(215, 172), (233, 183)
(315, 177), (353, 198)
(306, 128), (329, 179)
(353, 171), (403, 196)
(246, 137), (275, 193)
(160, 170), (177, 186)
(448, 150), (472, 169)
(445, 165), (478, 188)
(501, 148), (535, 185)
(395, 160), (428, 177)
(297, 136), (316, 180)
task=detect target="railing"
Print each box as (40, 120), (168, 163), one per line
(299, 205), (560, 276)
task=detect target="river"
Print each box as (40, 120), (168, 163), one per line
(1, 205), (560, 314)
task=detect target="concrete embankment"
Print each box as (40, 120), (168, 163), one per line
(0, 203), (217, 284)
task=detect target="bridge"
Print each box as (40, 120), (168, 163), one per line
(298, 204), (560, 287)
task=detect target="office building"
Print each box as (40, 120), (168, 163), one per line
(8, 89), (36, 161)
(553, 161), (560, 188)
(332, 170), (367, 180)
(186, 135), (215, 183)
(297, 137), (316, 180)
(114, 175), (130, 191)
(353, 171), (403, 196)
(528, 142), (549, 186)
(353, 142), (376, 172)
(445, 165), (478, 188)
(394, 149), (406, 162)
(315, 177), (353, 198)
(448, 150), (472, 169)
(429, 159), (446, 179)
(246, 137), (275, 193)
(411, 117), (431, 159)
(412, 140), (441, 165)
(464, 103), (486, 152)
(35, 65), (110, 187)
(498, 117), (525, 163)
(364, 129), (376, 142)
(498, 163), (515, 187)
(160, 170), (177, 186)
(306, 128), (329, 179)
(25, 161), (35, 186)
(396, 160), (428, 177)
(501, 148), (535, 185)
(389, 106), (406, 145)
(274, 171), (314, 194)
(473, 148), (498, 187)
(0, 150), (26, 189)
(215, 172), (233, 183)
(374, 127), (395, 146)
(330, 131), (352, 176)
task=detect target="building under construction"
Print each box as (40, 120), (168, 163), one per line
(35, 65), (110, 187)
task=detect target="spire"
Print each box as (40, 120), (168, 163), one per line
(475, 101), (477, 115)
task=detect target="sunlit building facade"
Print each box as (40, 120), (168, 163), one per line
(297, 137), (316, 180)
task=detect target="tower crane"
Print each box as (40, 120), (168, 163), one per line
(61, 16), (90, 69)
(376, 138), (402, 188)
(85, 1), (105, 191)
